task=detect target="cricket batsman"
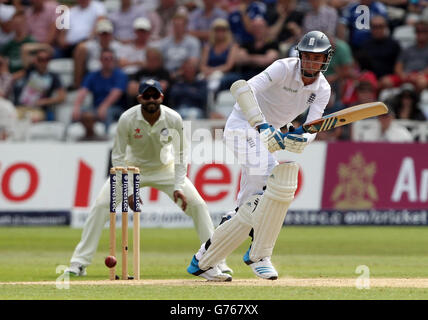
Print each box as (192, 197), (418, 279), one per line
(64, 79), (231, 281)
(187, 31), (334, 280)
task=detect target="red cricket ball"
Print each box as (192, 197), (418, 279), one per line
(105, 255), (117, 268)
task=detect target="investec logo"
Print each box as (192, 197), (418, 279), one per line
(283, 86), (298, 93)
(110, 175), (116, 210)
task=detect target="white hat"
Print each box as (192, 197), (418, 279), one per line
(133, 17), (151, 31)
(96, 19), (114, 33)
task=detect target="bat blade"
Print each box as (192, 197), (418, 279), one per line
(303, 102), (389, 134)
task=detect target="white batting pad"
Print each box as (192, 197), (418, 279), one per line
(230, 80), (265, 128)
(250, 162), (299, 262)
(198, 195), (259, 270)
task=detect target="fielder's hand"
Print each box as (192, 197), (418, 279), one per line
(258, 123), (286, 153)
(173, 190), (187, 211)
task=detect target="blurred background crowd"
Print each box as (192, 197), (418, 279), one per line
(0, 0), (428, 143)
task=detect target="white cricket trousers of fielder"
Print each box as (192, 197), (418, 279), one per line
(224, 109), (278, 207)
(70, 166), (214, 266)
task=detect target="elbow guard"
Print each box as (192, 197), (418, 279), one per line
(230, 80), (265, 128)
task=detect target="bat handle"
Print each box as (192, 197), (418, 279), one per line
(290, 125), (306, 135)
(281, 124), (306, 137)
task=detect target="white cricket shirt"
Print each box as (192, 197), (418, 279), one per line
(112, 104), (187, 191)
(229, 57), (331, 142)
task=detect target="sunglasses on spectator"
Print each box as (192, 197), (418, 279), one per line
(142, 91), (161, 100)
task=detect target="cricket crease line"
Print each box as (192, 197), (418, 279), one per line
(2, 278), (428, 288)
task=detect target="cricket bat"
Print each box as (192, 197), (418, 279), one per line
(303, 102), (389, 134)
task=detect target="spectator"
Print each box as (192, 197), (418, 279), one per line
(235, 16), (279, 80)
(134, 0), (158, 12)
(295, 0), (313, 13)
(77, 109), (108, 141)
(182, 0), (200, 13)
(0, 55), (12, 98)
(154, 7), (201, 78)
(360, 110), (414, 142)
(150, 0), (179, 39)
(338, 0), (388, 50)
(0, 11), (35, 75)
(302, 0), (338, 37)
(380, 15), (428, 91)
(228, 0), (267, 45)
(341, 72), (379, 140)
(26, 0), (59, 46)
(72, 49), (128, 127)
(315, 126), (346, 141)
(72, 19), (121, 90)
(0, 0), (16, 47)
(217, 0), (241, 13)
(342, 71), (378, 107)
(357, 15), (401, 79)
(169, 58), (208, 119)
(323, 35), (354, 108)
(127, 47), (171, 105)
(200, 18), (239, 93)
(108, 0), (148, 44)
(409, 0), (428, 14)
(267, 0), (304, 56)
(388, 83), (427, 120)
(117, 17), (152, 76)
(327, 0), (353, 11)
(13, 48), (66, 121)
(56, 0), (107, 58)
(0, 96), (16, 140)
(188, 0), (228, 43)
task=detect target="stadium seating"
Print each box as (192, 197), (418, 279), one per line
(352, 119), (428, 142)
(65, 121), (107, 142)
(420, 89), (428, 119)
(107, 121), (118, 140)
(212, 90), (235, 119)
(27, 121), (67, 141)
(47, 58), (74, 89)
(392, 25), (416, 49)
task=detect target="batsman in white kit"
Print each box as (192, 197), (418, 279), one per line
(187, 31), (334, 280)
(64, 79), (231, 280)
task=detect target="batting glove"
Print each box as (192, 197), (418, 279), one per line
(258, 123), (286, 153)
(283, 134), (308, 153)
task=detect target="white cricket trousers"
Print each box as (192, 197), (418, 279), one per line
(224, 109), (278, 207)
(70, 166), (214, 266)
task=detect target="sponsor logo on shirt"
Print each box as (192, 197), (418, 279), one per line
(134, 128), (143, 139)
(283, 86), (298, 93)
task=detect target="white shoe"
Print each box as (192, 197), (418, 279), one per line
(187, 255), (232, 282)
(217, 260), (233, 274)
(247, 257), (278, 280)
(64, 262), (87, 276)
(200, 266), (232, 282)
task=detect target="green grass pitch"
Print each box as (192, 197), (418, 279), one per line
(1, 226), (428, 300)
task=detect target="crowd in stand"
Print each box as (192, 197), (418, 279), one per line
(0, 0), (428, 142)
